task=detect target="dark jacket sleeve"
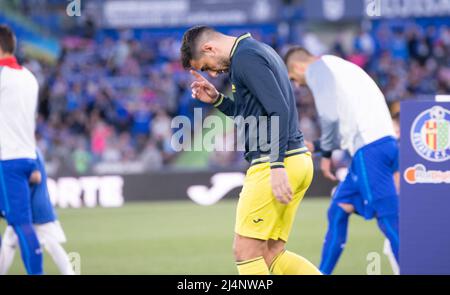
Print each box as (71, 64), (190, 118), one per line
(235, 52), (289, 169)
(213, 93), (236, 117)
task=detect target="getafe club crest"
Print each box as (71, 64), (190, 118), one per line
(411, 106), (450, 162)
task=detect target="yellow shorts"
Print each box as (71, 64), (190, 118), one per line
(235, 152), (314, 242)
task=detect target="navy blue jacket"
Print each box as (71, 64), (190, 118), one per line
(214, 33), (306, 168)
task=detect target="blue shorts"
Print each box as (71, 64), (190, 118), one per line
(332, 136), (399, 220)
(30, 150), (57, 224)
(0, 159), (37, 225)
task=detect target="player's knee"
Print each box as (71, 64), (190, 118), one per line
(41, 235), (56, 252)
(377, 215), (399, 238)
(327, 203), (350, 243)
(267, 240), (285, 252)
(232, 242), (241, 260)
(264, 240), (285, 265)
(337, 203), (354, 214)
(12, 223), (40, 248)
(233, 235), (265, 262)
(232, 236), (246, 261)
(3, 226), (18, 248)
(328, 202), (349, 221)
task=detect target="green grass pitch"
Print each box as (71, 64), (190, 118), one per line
(0, 198), (394, 275)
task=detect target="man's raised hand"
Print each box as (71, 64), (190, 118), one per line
(190, 70), (220, 104)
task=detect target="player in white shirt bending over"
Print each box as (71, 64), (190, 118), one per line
(284, 48), (399, 275)
(0, 25), (43, 274)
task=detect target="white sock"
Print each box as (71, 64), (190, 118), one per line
(383, 239), (399, 275)
(0, 227), (17, 275)
(44, 238), (75, 275)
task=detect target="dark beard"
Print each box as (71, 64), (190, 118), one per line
(217, 57), (230, 73)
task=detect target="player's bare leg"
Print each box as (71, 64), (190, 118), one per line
(233, 234), (269, 275)
(338, 203), (355, 213)
(267, 239), (322, 275)
(265, 239), (285, 265)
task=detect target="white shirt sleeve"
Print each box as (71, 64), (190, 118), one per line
(306, 59), (341, 153)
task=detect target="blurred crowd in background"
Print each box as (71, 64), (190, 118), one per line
(3, 1), (450, 175)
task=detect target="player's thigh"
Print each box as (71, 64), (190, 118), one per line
(235, 163), (282, 241)
(373, 196), (399, 219)
(278, 154), (314, 242)
(337, 203), (355, 214)
(355, 149), (398, 201)
(0, 161), (34, 225)
(31, 184), (57, 224)
(35, 221), (67, 245)
(278, 186), (307, 242)
(286, 153), (314, 192)
(331, 159), (368, 216)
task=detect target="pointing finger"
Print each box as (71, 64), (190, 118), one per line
(191, 81), (206, 89)
(190, 70), (206, 81)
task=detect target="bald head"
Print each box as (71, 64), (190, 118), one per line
(283, 47), (317, 87)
